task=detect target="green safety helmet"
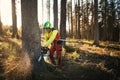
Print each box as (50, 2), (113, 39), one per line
(43, 21), (53, 29)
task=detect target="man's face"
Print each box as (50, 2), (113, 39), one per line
(45, 28), (51, 33)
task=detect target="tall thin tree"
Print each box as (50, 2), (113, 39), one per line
(42, 0), (44, 25)
(53, 0), (58, 29)
(70, 0), (73, 38)
(90, 0), (94, 40)
(67, 2), (71, 34)
(93, 0), (99, 46)
(75, 4), (78, 38)
(60, 0), (67, 46)
(0, 10), (2, 36)
(12, 0), (18, 38)
(104, 0), (108, 41)
(77, 0), (80, 39)
(47, 0), (50, 21)
(81, 0), (84, 39)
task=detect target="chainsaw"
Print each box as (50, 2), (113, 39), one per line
(38, 47), (50, 62)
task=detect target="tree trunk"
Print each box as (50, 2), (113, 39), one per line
(42, 0), (44, 25)
(47, 0), (50, 21)
(86, 0), (89, 39)
(67, 2), (71, 35)
(93, 0), (99, 46)
(104, 0), (108, 41)
(70, 0), (73, 38)
(81, 0), (84, 39)
(53, 0), (58, 29)
(0, 11), (2, 36)
(67, 3), (70, 34)
(91, 0), (94, 40)
(60, 0), (67, 46)
(12, 0), (18, 38)
(75, 4), (78, 38)
(77, 0), (80, 39)
(119, 23), (120, 43)
(21, 0), (47, 77)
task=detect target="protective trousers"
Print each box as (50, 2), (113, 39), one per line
(49, 41), (62, 68)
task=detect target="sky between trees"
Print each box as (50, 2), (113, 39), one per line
(0, 0), (73, 28)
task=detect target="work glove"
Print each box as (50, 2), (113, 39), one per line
(41, 46), (49, 53)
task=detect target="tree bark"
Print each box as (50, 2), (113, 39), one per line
(21, 0), (47, 77)
(81, 0), (84, 39)
(77, 0), (80, 39)
(47, 0), (50, 21)
(75, 4), (78, 38)
(70, 0), (73, 38)
(53, 0), (58, 29)
(0, 11), (2, 36)
(93, 0), (99, 46)
(12, 0), (18, 38)
(60, 0), (67, 46)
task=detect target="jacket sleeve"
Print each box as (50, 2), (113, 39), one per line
(45, 33), (48, 42)
(45, 30), (58, 47)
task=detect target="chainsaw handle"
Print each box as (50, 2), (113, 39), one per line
(41, 47), (49, 51)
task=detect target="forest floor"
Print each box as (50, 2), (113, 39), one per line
(0, 36), (120, 80)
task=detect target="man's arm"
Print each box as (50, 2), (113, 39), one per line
(45, 30), (58, 47)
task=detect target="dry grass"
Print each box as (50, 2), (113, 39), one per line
(2, 25), (12, 37)
(3, 52), (32, 80)
(0, 36), (32, 80)
(66, 51), (80, 60)
(0, 30), (119, 80)
(66, 38), (120, 58)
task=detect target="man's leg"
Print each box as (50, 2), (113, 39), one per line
(56, 45), (62, 68)
(49, 45), (56, 65)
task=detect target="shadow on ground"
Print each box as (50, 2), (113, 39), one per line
(0, 38), (120, 80)
(61, 46), (120, 80)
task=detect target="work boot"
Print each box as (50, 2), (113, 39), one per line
(52, 60), (56, 65)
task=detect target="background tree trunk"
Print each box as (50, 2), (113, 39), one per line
(12, 0), (18, 38)
(70, 0), (73, 38)
(67, 2), (71, 36)
(47, 0), (50, 21)
(75, 4), (78, 39)
(60, 0), (67, 46)
(104, 0), (108, 41)
(91, 0), (94, 40)
(118, 22), (120, 43)
(93, 0), (99, 46)
(77, 0), (80, 39)
(53, 0), (58, 29)
(0, 11), (2, 36)
(81, 0), (84, 39)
